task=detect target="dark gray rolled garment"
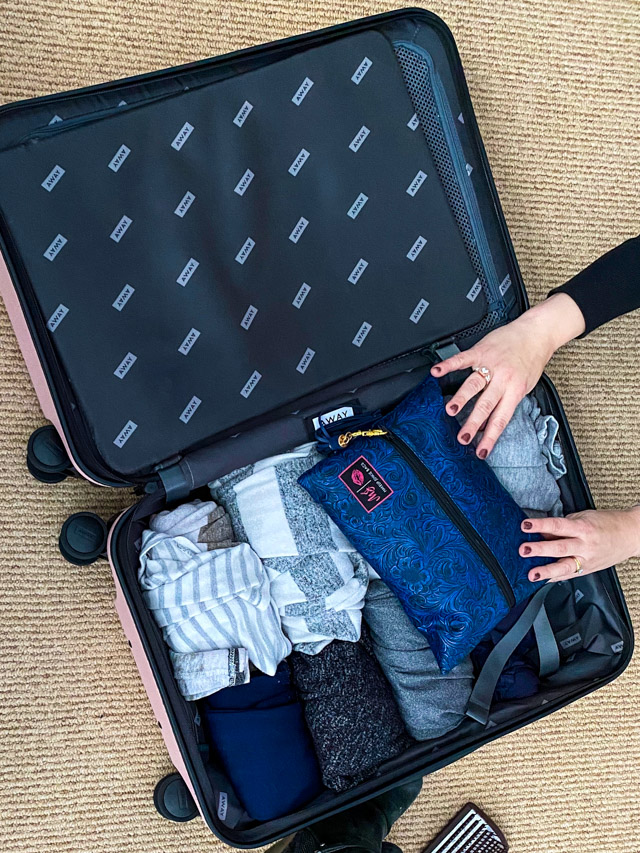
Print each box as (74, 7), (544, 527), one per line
(364, 580), (473, 740)
(290, 629), (412, 792)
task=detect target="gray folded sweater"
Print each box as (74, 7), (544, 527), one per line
(363, 580), (473, 740)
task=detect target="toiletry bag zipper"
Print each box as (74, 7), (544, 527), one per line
(339, 427), (516, 608)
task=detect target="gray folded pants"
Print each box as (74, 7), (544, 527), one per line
(363, 580), (473, 740)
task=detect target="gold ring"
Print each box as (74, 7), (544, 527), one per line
(472, 366), (492, 387)
(572, 556), (584, 575)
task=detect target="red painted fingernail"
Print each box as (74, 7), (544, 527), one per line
(478, 448), (488, 460)
(522, 521), (532, 530)
(432, 365), (442, 375)
(461, 433), (470, 443)
(532, 572), (541, 581)
(522, 546), (531, 555)
(449, 404), (459, 414)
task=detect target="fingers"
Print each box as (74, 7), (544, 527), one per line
(475, 394), (520, 459)
(518, 536), (580, 560)
(430, 349), (475, 379)
(520, 516), (587, 539)
(528, 557), (586, 583)
(445, 371), (490, 416)
(455, 387), (504, 445)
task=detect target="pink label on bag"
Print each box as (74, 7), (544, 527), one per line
(339, 456), (393, 512)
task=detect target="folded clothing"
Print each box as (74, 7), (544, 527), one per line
(139, 500), (290, 697)
(170, 648), (249, 702)
(203, 662), (323, 821)
(454, 394), (567, 517)
(290, 630), (412, 792)
(364, 580), (473, 739)
(299, 374), (546, 674)
(210, 444), (369, 655)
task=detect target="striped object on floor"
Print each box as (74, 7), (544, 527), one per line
(423, 802), (508, 853)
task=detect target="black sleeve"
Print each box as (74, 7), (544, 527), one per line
(548, 234), (640, 337)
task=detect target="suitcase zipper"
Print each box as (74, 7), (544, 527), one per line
(339, 427), (516, 607)
(394, 41), (502, 305)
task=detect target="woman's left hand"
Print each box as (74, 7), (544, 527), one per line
(520, 506), (640, 582)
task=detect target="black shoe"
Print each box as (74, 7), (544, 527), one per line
(283, 779), (422, 853)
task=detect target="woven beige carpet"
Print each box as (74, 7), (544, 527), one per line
(0, 1), (638, 851)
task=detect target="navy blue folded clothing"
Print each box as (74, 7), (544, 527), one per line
(203, 663), (323, 821)
(291, 632), (413, 792)
(470, 597), (540, 701)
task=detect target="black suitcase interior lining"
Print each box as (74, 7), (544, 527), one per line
(0, 12), (521, 486)
(0, 8), (632, 848)
(0, 30), (489, 477)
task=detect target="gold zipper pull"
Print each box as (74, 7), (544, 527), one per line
(338, 428), (388, 448)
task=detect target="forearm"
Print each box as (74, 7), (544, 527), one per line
(627, 504), (640, 558)
(548, 234), (640, 337)
(513, 292), (586, 361)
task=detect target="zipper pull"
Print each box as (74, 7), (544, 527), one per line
(338, 428), (388, 448)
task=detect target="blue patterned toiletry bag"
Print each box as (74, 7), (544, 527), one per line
(298, 374), (547, 673)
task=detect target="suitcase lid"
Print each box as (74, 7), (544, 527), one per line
(0, 9), (527, 494)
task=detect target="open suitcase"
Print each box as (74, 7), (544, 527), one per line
(0, 7), (633, 847)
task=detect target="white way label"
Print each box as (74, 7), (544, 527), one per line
(217, 792), (228, 821)
(410, 298), (430, 324)
(180, 395), (202, 423)
(110, 215), (132, 243)
(466, 278), (482, 302)
(234, 169), (254, 196)
(241, 371), (262, 398)
(312, 406), (355, 430)
(352, 321), (372, 347)
(41, 164), (65, 191)
(296, 347), (315, 374)
(292, 78), (314, 105)
(174, 191), (196, 217)
(499, 274), (512, 296)
(351, 57), (372, 84)
(348, 258), (368, 284)
(47, 304), (69, 331)
(233, 101), (253, 127)
(177, 257), (199, 286)
(178, 328), (201, 355)
(235, 237), (255, 264)
(113, 420), (137, 448)
(114, 352), (137, 379)
(288, 148), (310, 176)
(43, 234), (67, 261)
(406, 170), (427, 197)
(293, 282), (311, 308)
(349, 126), (370, 152)
(289, 217), (309, 243)
(113, 284), (135, 312)
(347, 193), (368, 219)
(406, 235), (427, 261)
(241, 305), (258, 330)
(108, 144), (131, 172)
(171, 122), (194, 150)
(560, 632), (582, 650)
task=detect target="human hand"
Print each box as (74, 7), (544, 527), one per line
(431, 294), (586, 459)
(520, 506), (640, 582)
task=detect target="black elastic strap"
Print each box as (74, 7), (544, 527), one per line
(466, 585), (558, 725)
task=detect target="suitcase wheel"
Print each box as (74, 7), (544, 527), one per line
(59, 512), (108, 566)
(153, 773), (199, 822)
(27, 425), (71, 483)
